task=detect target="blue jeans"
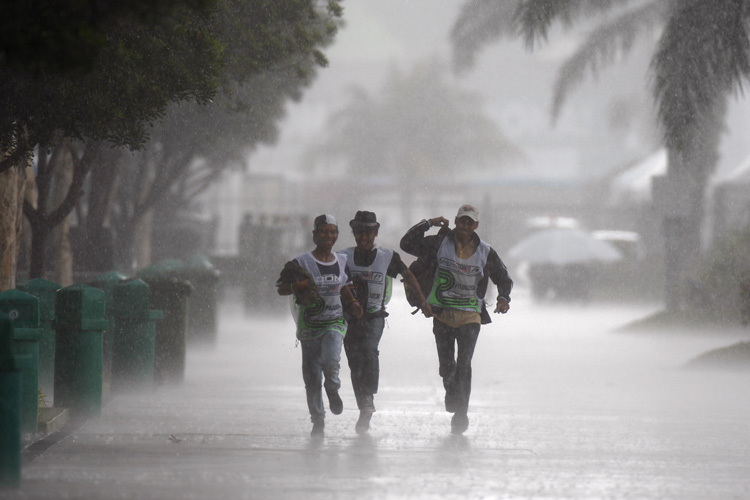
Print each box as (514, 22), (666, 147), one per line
(344, 316), (385, 407)
(301, 330), (343, 423)
(433, 320), (480, 416)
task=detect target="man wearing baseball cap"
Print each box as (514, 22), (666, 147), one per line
(400, 204), (513, 434)
(276, 214), (363, 438)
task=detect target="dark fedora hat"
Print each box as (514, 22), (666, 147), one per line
(349, 211), (380, 230)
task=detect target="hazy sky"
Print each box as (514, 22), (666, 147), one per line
(248, 0), (750, 181)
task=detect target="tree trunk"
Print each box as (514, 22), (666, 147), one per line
(17, 164), (36, 274)
(26, 139), (97, 280)
(50, 144), (74, 286)
(127, 151), (157, 271)
(27, 146), (55, 280)
(79, 145), (122, 273)
(0, 165), (21, 291)
(29, 223), (51, 280)
(134, 210), (154, 270)
(14, 163), (27, 278)
(658, 111), (720, 311)
(658, 156), (705, 310)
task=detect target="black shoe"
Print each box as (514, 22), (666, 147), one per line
(444, 392), (458, 413)
(311, 421), (325, 438)
(328, 392), (343, 415)
(451, 413), (469, 435)
(355, 410), (373, 434)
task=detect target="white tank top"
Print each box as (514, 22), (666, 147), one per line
(428, 237), (490, 312)
(338, 247), (393, 312)
(293, 252), (349, 339)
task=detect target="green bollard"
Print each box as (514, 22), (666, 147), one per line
(0, 290), (42, 435)
(0, 314), (23, 488)
(111, 279), (163, 391)
(90, 271), (129, 398)
(182, 256), (221, 345)
(53, 284), (108, 420)
(17, 278), (61, 402)
(137, 264), (193, 385)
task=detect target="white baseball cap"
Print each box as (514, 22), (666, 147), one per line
(456, 204), (479, 222)
(314, 214), (337, 229)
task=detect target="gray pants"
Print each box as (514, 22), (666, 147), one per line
(301, 330), (343, 423)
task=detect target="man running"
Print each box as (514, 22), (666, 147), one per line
(276, 214), (363, 438)
(338, 211), (431, 433)
(400, 205), (512, 434)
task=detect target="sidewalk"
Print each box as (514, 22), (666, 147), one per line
(7, 296), (750, 499)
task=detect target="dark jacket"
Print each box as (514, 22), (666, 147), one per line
(399, 219), (513, 306)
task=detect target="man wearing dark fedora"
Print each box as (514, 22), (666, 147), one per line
(400, 204), (513, 435)
(338, 210), (432, 434)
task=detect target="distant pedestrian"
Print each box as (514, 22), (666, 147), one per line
(338, 211), (432, 434)
(400, 205), (512, 434)
(276, 214), (363, 438)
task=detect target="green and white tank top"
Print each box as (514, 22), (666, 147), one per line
(293, 252), (348, 339)
(428, 237), (490, 313)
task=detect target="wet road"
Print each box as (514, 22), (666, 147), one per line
(8, 288), (750, 499)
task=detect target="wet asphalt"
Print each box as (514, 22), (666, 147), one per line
(7, 288), (750, 499)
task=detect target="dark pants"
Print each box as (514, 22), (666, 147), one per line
(433, 320), (480, 416)
(344, 316), (385, 408)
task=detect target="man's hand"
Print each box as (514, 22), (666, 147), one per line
(420, 299), (433, 318)
(349, 301), (364, 319)
(494, 297), (510, 314)
(291, 279), (319, 305)
(430, 216), (449, 228)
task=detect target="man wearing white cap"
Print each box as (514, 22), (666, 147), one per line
(276, 214), (363, 438)
(400, 204), (513, 434)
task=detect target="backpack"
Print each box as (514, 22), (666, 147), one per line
(402, 227), (449, 314)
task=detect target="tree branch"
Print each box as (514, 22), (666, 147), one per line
(183, 165), (224, 201)
(139, 145), (197, 215)
(46, 141), (97, 228)
(22, 198), (41, 226)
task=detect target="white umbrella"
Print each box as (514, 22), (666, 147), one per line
(525, 215), (581, 230)
(508, 228), (623, 265)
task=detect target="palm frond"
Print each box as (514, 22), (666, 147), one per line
(451, 0), (522, 73)
(516, 0), (640, 49)
(653, 0), (750, 151)
(551, 1), (667, 121)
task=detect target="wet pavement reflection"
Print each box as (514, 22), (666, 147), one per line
(9, 288), (750, 499)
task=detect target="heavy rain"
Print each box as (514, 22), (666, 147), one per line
(1, 1), (750, 499)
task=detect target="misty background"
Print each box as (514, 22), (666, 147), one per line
(6, 0), (750, 314)
(199, 0), (750, 306)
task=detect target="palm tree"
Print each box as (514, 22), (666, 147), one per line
(451, 0), (750, 310)
(307, 61), (524, 223)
